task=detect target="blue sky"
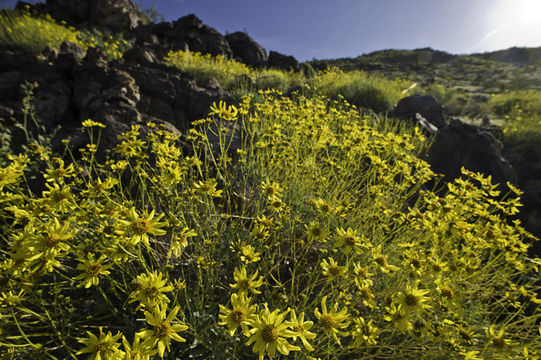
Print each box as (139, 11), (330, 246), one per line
(6, 0), (541, 61)
(135, 0), (541, 61)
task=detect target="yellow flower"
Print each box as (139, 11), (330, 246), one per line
(397, 283), (431, 316)
(193, 179), (222, 197)
(313, 198), (332, 214)
(245, 306), (300, 360)
(209, 100), (238, 121)
(129, 271), (173, 309)
(241, 245), (261, 264)
(288, 309), (316, 351)
(305, 221), (328, 242)
(31, 217), (75, 257)
(120, 207), (167, 246)
(0, 289), (25, 307)
(351, 317), (379, 346)
(44, 158), (75, 183)
(74, 254), (112, 288)
(486, 325), (518, 351)
(42, 182), (74, 212)
(314, 296), (350, 345)
(384, 304), (412, 333)
(138, 305), (188, 358)
(122, 334), (157, 360)
(335, 227), (368, 254)
(77, 327), (124, 360)
(169, 227), (196, 258)
(230, 265), (264, 295)
(218, 292), (257, 336)
(261, 178), (283, 197)
(320, 257), (347, 280)
(82, 118), (106, 128)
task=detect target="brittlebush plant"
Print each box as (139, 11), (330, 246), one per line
(1, 90), (540, 360)
(0, 7), (129, 60)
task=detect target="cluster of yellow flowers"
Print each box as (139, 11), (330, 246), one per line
(0, 8), (129, 60)
(0, 91), (540, 359)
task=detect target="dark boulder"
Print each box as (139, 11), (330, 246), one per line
(394, 95), (445, 129)
(56, 41), (87, 76)
(427, 119), (517, 186)
(16, 0), (141, 33)
(225, 32), (267, 68)
(89, 0), (141, 33)
(172, 14), (233, 57)
(267, 50), (300, 72)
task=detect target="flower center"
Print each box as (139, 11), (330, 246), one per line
(103, 225), (115, 235)
(86, 263), (102, 276)
(311, 227), (321, 237)
(155, 321), (172, 339)
(52, 191), (69, 203)
(132, 219), (150, 234)
(239, 278), (252, 290)
(96, 342), (109, 353)
(376, 255), (387, 267)
(261, 324), (278, 343)
(404, 294), (418, 307)
(144, 286), (159, 299)
(492, 336), (505, 349)
(344, 236), (356, 246)
(231, 308), (246, 323)
(360, 287), (373, 299)
(45, 233), (61, 248)
(440, 286), (454, 299)
(199, 184), (211, 192)
(319, 314), (336, 329)
(329, 265), (341, 276)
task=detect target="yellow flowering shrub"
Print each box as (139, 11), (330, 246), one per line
(0, 90), (540, 359)
(0, 8), (129, 60)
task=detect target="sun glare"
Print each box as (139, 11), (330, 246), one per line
(479, 0), (541, 51)
(517, 0), (541, 25)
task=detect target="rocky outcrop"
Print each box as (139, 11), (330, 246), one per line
(394, 95), (516, 186)
(225, 32), (268, 68)
(267, 51), (301, 72)
(17, 0), (142, 33)
(90, 0), (141, 33)
(427, 119), (517, 185)
(0, 43), (227, 159)
(139, 14), (233, 59)
(394, 95), (445, 129)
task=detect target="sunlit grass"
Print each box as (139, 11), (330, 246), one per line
(0, 8), (130, 60)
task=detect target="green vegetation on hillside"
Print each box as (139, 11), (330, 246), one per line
(0, 7), (130, 60)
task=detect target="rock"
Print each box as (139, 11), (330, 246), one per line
(225, 32), (267, 67)
(267, 51), (301, 72)
(427, 119), (516, 186)
(56, 41), (87, 75)
(90, 0), (141, 33)
(174, 15), (233, 57)
(123, 46), (159, 65)
(394, 95), (445, 129)
(17, 0), (140, 33)
(0, 72), (22, 99)
(415, 113), (438, 135)
(41, 46), (60, 62)
(46, 0), (92, 24)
